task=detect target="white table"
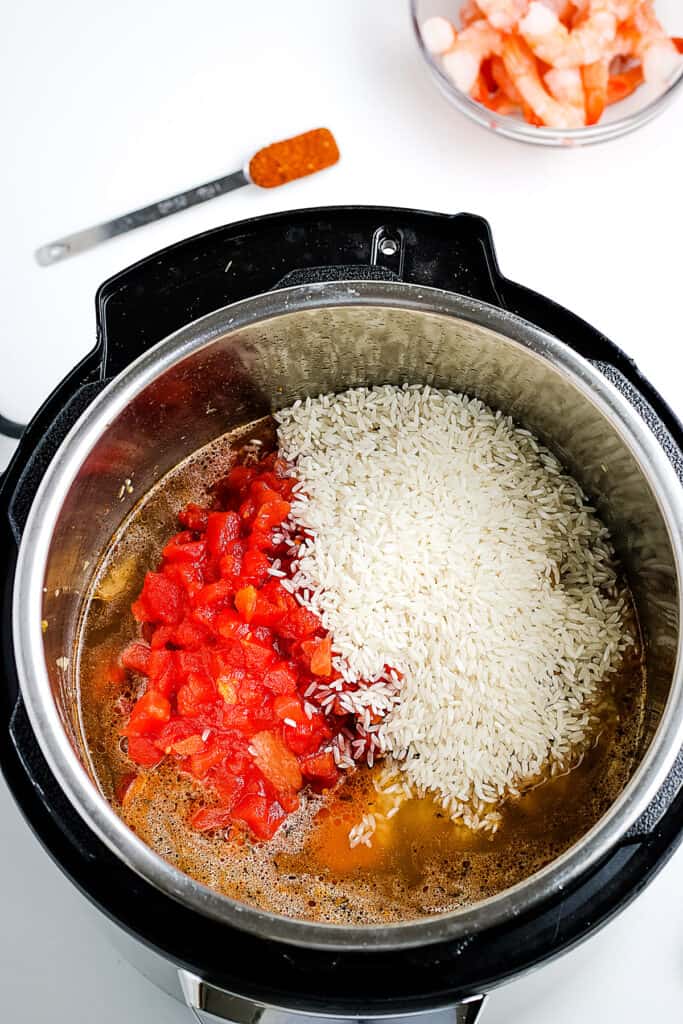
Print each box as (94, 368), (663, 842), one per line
(2, 1), (682, 1020)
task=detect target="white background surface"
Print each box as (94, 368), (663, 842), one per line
(2, 1), (683, 1021)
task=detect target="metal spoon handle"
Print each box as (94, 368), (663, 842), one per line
(35, 167), (249, 266)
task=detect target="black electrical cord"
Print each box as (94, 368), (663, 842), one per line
(0, 415), (25, 439)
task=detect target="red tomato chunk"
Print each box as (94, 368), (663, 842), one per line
(119, 451), (352, 841)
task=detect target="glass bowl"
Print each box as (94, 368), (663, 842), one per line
(411, 0), (683, 145)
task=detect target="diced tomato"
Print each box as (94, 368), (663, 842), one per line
(172, 618), (211, 649)
(262, 661), (298, 694)
(149, 625), (175, 650)
(261, 579), (297, 614)
(250, 730), (302, 810)
(273, 693), (308, 725)
(278, 606), (321, 640)
(121, 641), (151, 676)
(241, 640), (276, 674)
(190, 605), (221, 633)
(147, 649), (177, 696)
(300, 750), (338, 788)
(283, 716), (332, 757)
(239, 496), (257, 522)
(193, 578), (236, 611)
(176, 673), (216, 717)
(231, 792), (287, 841)
(246, 528), (273, 553)
(217, 673), (240, 704)
(216, 609), (251, 640)
(162, 531), (208, 563)
(251, 594), (284, 628)
(127, 736), (164, 767)
(222, 700), (276, 737)
(251, 481), (281, 506)
(155, 718), (200, 751)
(235, 585), (258, 622)
(212, 643), (245, 675)
(251, 625), (273, 645)
(119, 448), (380, 844)
(171, 734), (205, 756)
(189, 740), (226, 778)
(176, 649), (211, 679)
(219, 551), (243, 579)
(206, 511), (241, 559)
(224, 464), (257, 496)
(240, 549), (270, 583)
(210, 768), (245, 809)
(254, 499), (291, 532)
(164, 560), (206, 599)
(126, 691), (172, 735)
(190, 806), (234, 832)
(235, 673), (266, 704)
(302, 637), (332, 676)
(132, 572), (185, 625)
(178, 503), (210, 532)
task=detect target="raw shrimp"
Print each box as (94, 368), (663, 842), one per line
(442, 19), (503, 93)
(518, 0), (622, 68)
(476, 0), (529, 31)
(501, 34), (586, 126)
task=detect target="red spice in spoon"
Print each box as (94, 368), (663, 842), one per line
(249, 127), (340, 188)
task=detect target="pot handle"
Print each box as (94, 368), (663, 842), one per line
(178, 970), (486, 1024)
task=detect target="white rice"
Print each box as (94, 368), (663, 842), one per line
(349, 813), (377, 848)
(276, 385), (632, 832)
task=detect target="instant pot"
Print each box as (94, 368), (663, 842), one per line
(2, 207), (683, 1023)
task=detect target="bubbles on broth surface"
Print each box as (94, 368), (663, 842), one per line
(76, 420), (647, 925)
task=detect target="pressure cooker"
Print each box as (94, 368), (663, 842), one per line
(2, 207), (683, 1023)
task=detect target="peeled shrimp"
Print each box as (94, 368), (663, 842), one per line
(475, 0), (529, 31)
(544, 66), (586, 107)
(581, 59), (609, 123)
(502, 34), (586, 126)
(544, 0), (579, 23)
(490, 54), (525, 102)
(421, 16), (457, 55)
(518, 0), (622, 68)
(607, 64), (644, 103)
(442, 19), (503, 94)
(630, 1), (682, 85)
(459, 0), (485, 27)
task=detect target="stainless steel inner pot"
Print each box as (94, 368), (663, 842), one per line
(13, 280), (683, 951)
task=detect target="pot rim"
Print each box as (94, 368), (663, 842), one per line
(13, 280), (683, 950)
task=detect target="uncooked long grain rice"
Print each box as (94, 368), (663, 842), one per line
(276, 385), (632, 832)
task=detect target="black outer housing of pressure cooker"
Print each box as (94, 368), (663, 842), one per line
(1, 207), (683, 1015)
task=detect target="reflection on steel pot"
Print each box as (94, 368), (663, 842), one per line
(1, 208), (683, 1023)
